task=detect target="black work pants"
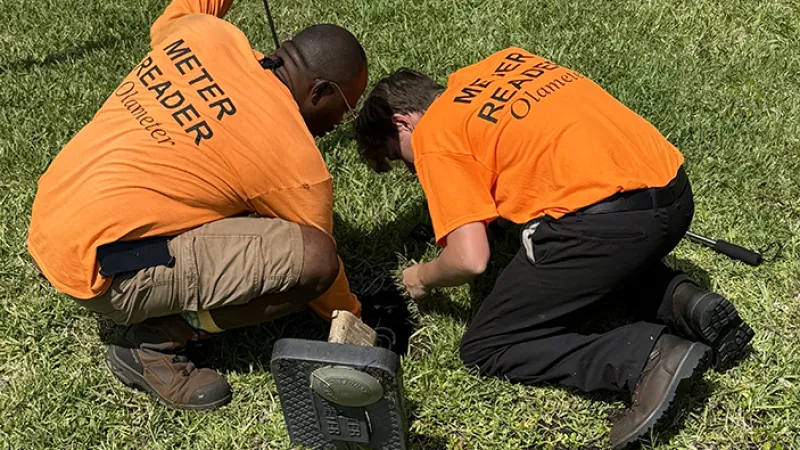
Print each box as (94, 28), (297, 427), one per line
(460, 172), (694, 394)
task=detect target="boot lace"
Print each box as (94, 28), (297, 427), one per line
(171, 354), (198, 376)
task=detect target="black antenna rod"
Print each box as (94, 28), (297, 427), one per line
(261, 0), (280, 50)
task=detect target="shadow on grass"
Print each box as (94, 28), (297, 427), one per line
(188, 309), (329, 374)
(333, 206), (432, 295)
(665, 255), (712, 289)
(95, 308), (329, 375)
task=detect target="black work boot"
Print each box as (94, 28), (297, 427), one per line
(610, 335), (711, 450)
(105, 316), (232, 411)
(671, 278), (754, 371)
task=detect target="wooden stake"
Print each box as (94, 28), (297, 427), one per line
(328, 310), (377, 347)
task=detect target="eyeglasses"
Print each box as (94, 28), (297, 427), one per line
(322, 79), (358, 125)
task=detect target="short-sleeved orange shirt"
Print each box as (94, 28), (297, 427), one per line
(412, 48), (684, 245)
(27, 0), (359, 319)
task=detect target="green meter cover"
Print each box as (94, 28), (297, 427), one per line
(310, 366), (384, 407)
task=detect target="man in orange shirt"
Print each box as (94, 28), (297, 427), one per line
(28, 0), (367, 411)
(355, 51), (753, 448)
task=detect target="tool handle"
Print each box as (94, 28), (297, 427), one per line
(714, 240), (763, 266)
(685, 231), (714, 247)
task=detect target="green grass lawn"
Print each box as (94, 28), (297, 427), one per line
(1, 0), (799, 448)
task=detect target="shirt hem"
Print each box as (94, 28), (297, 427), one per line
(28, 243), (110, 300)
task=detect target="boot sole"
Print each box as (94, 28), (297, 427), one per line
(612, 342), (712, 450)
(689, 293), (754, 371)
(105, 347), (232, 411)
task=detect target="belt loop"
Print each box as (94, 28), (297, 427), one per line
(650, 188), (658, 210)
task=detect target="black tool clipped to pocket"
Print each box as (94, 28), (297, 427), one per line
(97, 237), (175, 277)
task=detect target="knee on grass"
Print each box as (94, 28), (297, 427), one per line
(459, 337), (490, 373)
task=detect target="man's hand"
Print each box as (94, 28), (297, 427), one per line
(402, 222), (491, 300)
(402, 264), (431, 300)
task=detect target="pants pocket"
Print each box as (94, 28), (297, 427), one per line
(521, 220), (556, 264)
(577, 228), (648, 243)
(566, 213), (649, 243)
(186, 235), (266, 311)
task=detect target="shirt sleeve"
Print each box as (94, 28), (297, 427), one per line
(415, 152), (499, 246)
(248, 180), (361, 321)
(150, 0), (235, 46)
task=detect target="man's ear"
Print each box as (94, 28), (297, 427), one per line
(310, 80), (333, 106)
(391, 113), (412, 132)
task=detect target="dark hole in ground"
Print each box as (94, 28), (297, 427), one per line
(359, 286), (416, 357)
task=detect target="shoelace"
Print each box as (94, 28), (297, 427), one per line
(171, 354), (198, 376)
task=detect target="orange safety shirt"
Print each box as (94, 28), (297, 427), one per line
(412, 47), (684, 245)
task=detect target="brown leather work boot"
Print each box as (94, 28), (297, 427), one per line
(671, 279), (754, 371)
(610, 335), (711, 450)
(105, 316), (232, 411)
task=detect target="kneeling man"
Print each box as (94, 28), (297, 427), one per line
(354, 49), (753, 448)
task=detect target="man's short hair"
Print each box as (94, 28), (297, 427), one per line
(355, 68), (443, 172)
(293, 24), (367, 91)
